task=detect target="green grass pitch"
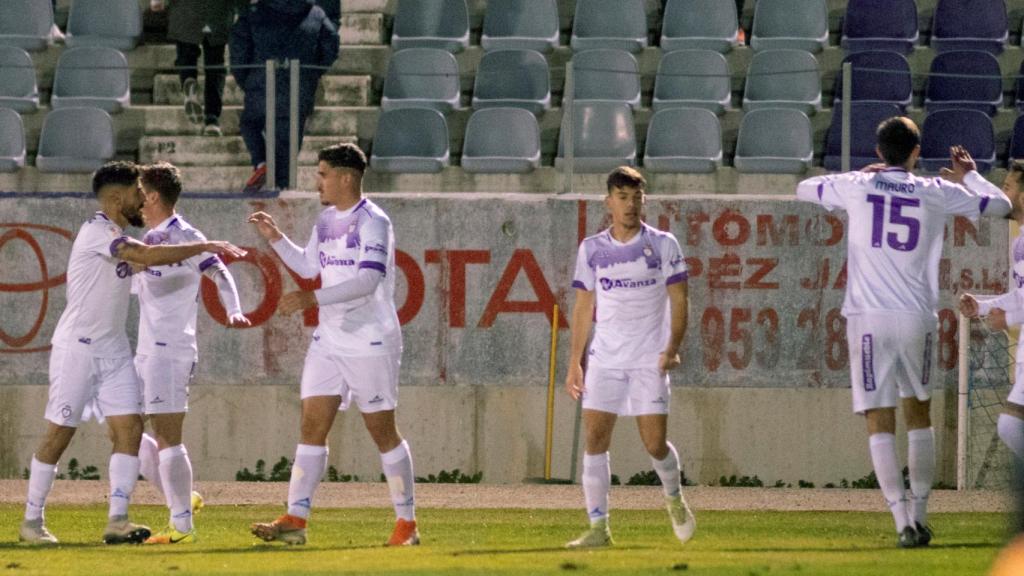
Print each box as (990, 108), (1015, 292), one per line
(0, 505), (1009, 575)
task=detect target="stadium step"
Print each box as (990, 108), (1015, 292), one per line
(138, 135), (358, 167)
(152, 75), (372, 107)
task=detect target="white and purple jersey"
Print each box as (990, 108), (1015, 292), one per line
(797, 169), (1011, 318)
(572, 223), (688, 370)
(134, 214), (231, 360)
(977, 230), (1024, 359)
(51, 212), (134, 357)
(273, 198), (401, 356)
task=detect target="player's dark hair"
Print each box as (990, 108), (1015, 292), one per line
(606, 166), (646, 194)
(140, 162), (183, 207)
(91, 161), (140, 197)
(876, 116), (920, 167)
(319, 143), (368, 174)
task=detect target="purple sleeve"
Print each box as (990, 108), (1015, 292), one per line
(109, 236), (130, 258)
(198, 255), (221, 273)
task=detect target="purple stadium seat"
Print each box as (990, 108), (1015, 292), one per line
(841, 0), (919, 55)
(919, 109), (996, 173)
(931, 0), (1007, 54)
(824, 102), (902, 171)
(924, 50), (1003, 116)
(833, 51), (912, 109)
(1008, 114), (1024, 163)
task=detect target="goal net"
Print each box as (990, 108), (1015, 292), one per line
(958, 313), (1016, 490)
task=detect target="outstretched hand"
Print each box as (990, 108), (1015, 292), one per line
(939, 146), (976, 184)
(248, 211), (283, 242)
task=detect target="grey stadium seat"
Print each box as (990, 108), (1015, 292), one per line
(0, 0), (55, 52)
(65, 0), (142, 51)
(572, 49), (641, 109)
(571, 0), (649, 53)
(556, 102), (637, 172)
(35, 107), (115, 173)
(661, 0), (740, 53)
(750, 0), (829, 53)
(462, 108), (541, 173)
(481, 0), (560, 53)
(734, 108), (813, 174)
(653, 49), (732, 115)
(742, 49), (822, 115)
(381, 48), (462, 113)
(370, 108), (450, 173)
(0, 46), (40, 112)
(391, 0), (470, 53)
(643, 108), (722, 173)
(472, 49), (551, 114)
(0, 108), (26, 172)
(51, 47), (131, 113)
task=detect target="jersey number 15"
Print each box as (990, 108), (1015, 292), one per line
(866, 194), (920, 251)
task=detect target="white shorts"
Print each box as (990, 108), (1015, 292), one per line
(847, 313), (935, 414)
(299, 340), (401, 413)
(1010, 363), (1024, 407)
(582, 366), (670, 416)
(44, 346), (142, 427)
(135, 354), (195, 415)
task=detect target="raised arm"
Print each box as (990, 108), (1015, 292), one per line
(248, 211), (319, 279)
(112, 237), (245, 267)
(940, 146), (1012, 218)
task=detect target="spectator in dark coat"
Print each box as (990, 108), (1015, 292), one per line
(231, 0), (339, 191)
(152, 0), (240, 136)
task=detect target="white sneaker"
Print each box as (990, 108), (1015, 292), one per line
(666, 494), (696, 544)
(566, 519), (613, 549)
(19, 519), (58, 545)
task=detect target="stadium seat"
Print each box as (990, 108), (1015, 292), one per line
(750, 0), (829, 53)
(370, 108), (450, 173)
(0, 46), (39, 112)
(734, 108), (813, 173)
(919, 109), (996, 173)
(823, 102), (902, 171)
(381, 48), (462, 113)
(35, 107), (115, 173)
(571, 49), (641, 109)
(0, 0), (55, 52)
(1015, 58), (1024, 111)
(742, 49), (822, 115)
(472, 49), (551, 114)
(0, 108), (26, 172)
(570, 0), (648, 53)
(832, 51), (912, 109)
(555, 102), (637, 172)
(643, 108), (722, 173)
(65, 0), (142, 51)
(461, 108), (541, 173)
(660, 0), (740, 54)
(481, 0), (560, 53)
(50, 47), (131, 113)
(391, 0), (470, 53)
(931, 0), (1007, 54)
(652, 49), (732, 115)
(1008, 114), (1024, 163)
(841, 0), (919, 55)
(924, 50), (1002, 116)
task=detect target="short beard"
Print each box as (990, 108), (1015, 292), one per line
(124, 209), (144, 228)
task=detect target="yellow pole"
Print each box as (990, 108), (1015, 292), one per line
(544, 304), (559, 480)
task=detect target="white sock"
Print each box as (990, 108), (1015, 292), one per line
(159, 445), (194, 532)
(24, 457), (58, 522)
(380, 440), (416, 522)
(998, 414), (1024, 460)
(138, 433), (166, 505)
(582, 452), (610, 526)
(907, 427), (935, 526)
(286, 444), (327, 520)
(869, 433), (910, 532)
(108, 453), (140, 519)
(651, 442), (682, 499)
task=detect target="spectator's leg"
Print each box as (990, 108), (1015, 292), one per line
(175, 42), (201, 87)
(202, 38), (227, 127)
(240, 102), (267, 168)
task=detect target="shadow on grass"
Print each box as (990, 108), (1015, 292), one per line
(721, 542), (1000, 553)
(451, 545), (658, 556)
(142, 543), (387, 555)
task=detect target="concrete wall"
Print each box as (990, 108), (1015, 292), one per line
(0, 192), (1008, 483)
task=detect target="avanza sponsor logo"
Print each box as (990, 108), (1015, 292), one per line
(598, 277), (657, 291)
(319, 252), (355, 268)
